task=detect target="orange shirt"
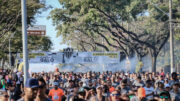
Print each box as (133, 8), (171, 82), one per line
(109, 87), (115, 93)
(48, 88), (64, 101)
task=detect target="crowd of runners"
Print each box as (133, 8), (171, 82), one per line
(0, 68), (179, 101)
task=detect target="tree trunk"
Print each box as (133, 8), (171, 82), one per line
(137, 54), (142, 61)
(152, 56), (157, 72)
(2, 57), (5, 69)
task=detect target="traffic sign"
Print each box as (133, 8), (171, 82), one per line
(27, 25), (46, 36)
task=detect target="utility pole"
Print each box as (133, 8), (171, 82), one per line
(21, 0), (29, 84)
(9, 32), (15, 68)
(169, 0), (175, 73)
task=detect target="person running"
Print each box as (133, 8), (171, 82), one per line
(48, 82), (64, 101)
(144, 80), (154, 100)
(17, 78), (39, 101)
(35, 77), (52, 101)
(159, 91), (171, 101)
(0, 91), (9, 101)
(96, 86), (106, 101)
(170, 83), (180, 101)
(110, 90), (121, 101)
(1, 75), (6, 91)
(169, 72), (179, 87)
(154, 82), (165, 96)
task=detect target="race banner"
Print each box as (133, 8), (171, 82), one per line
(17, 52), (120, 64)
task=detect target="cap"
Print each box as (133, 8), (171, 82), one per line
(158, 81), (164, 84)
(53, 82), (59, 86)
(138, 87), (146, 98)
(125, 73), (128, 76)
(165, 84), (170, 88)
(13, 68), (18, 73)
(96, 85), (102, 89)
(79, 87), (85, 92)
(25, 78), (39, 88)
(173, 82), (179, 86)
(159, 91), (170, 98)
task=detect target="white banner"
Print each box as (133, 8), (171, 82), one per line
(17, 52), (120, 64)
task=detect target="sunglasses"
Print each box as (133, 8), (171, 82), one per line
(4, 95), (9, 98)
(111, 94), (120, 96)
(160, 96), (169, 99)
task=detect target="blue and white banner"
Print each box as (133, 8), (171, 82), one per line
(17, 52), (120, 64)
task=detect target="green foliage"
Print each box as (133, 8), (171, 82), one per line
(0, 0), (52, 59)
(50, 0), (179, 67)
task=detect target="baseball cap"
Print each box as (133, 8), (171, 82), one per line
(96, 85), (102, 89)
(165, 84), (170, 88)
(173, 82), (179, 86)
(53, 82), (59, 86)
(25, 78), (39, 88)
(79, 87), (85, 92)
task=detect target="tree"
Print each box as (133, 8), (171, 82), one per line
(0, 0), (52, 68)
(50, 0), (180, 72)
(50, 0), (148, 55)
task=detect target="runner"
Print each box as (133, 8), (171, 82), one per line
(17, 78), (39, 101)
(0, 68), (179, 101)
(48, 82), (64, 101)
(35, 77), (52, 101)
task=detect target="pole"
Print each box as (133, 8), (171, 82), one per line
(9, 38), (11, 68)
(169, 0), (175, 73)
(9, 32), (15, 68)
(21, 0), (29, 84)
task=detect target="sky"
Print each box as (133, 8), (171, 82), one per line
(35, 0), (68, 52)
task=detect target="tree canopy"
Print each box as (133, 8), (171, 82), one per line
(49, 0), (180, 72)
(0, 0), (53, 67)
